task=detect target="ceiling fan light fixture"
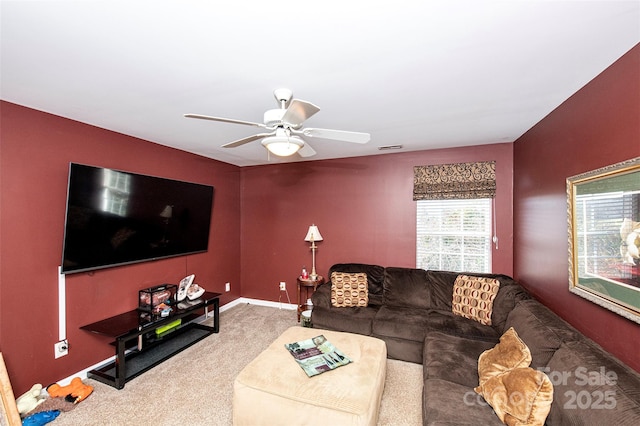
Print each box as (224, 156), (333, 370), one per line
(186, 88), (369, 159)
(261, 135), (304, 157)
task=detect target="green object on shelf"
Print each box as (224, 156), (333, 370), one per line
(155, 319), (182, 335)
(301, 310), (312, 328)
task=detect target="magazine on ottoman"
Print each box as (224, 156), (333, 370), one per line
(284, 334), (352, 377)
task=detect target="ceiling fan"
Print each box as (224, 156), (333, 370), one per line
(184, 88), (370, 158)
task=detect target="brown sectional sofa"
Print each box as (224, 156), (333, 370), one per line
(311, 263), (640, 425)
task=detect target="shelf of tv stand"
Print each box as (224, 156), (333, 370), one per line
(80, 291), (220, 389)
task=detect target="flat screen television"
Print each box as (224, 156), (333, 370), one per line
(61, 163), (214, 274)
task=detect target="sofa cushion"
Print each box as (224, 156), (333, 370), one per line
(382, 267), (430, 309)
(424, 331), (497, 388)
(425, 270), (530, 331)
(545, 340), (640, 425)
(327, 263), (385, 306)
(371, 334), (424, 364)
(423, 378), (505, 425)
(310, 304), (378, 336)
(310, 281), (332, 307)
(425, 270), (462, 311)
(489, 281), (531, 332)
(425, 310), (500, 342)
(504, 300), (569, 369)
(478, 327), (531, 386)
(330, 272), (368, 307)
(372, 305), (430, 343)
(452, 274), (500, 325)
(474, 367), (553, 426)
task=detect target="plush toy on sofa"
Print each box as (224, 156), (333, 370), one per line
(46, 377), (93, 404)
(16, 383), (46, 416)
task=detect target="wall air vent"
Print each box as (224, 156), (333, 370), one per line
(378, 145), (403, 151)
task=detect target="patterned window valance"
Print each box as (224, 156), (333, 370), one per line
(413, 161), (496, 200)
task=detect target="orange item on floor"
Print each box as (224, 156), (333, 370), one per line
(47, 377), (93, 403)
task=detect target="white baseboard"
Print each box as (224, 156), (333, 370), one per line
(231, 297), (297, 311)
(55, 297), (297, 386)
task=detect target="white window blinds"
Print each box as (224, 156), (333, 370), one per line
(417, 198), (492, 273)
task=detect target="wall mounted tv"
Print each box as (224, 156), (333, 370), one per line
(61, 163), (214, 274)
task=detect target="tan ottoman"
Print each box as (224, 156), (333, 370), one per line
(233, 326), (387, 426)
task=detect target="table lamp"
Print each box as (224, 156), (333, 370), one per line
(304, 224), (323, 280)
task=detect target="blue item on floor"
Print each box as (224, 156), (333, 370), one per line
(22, 410), (60, 426)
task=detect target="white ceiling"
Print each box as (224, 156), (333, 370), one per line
(1, 1), (639, 167)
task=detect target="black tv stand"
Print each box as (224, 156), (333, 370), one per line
(80, 292), (220, 389)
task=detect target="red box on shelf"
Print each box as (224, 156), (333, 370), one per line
(138, 284), (177, 313)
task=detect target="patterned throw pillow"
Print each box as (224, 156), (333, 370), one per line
(451, 274), (500, 325)
(331, 272), (368, 307)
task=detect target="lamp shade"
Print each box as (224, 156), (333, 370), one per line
(304, 225), (323, 242)
(159, 205), (173, 218)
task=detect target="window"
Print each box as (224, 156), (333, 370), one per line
(417, 198), (492, 273)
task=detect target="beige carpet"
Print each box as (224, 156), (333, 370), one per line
(50, 304), (423, 425)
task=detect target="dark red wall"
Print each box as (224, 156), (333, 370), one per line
(513, 44), (640, 371)
(0, 102), (242, 393)
(0, 102), (513, 395)
(4, 43), (636, 396)
(239, 144), (514, 301)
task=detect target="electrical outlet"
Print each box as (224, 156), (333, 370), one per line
(279, 281), (286, 291)
(54, 340), (68, 358)
(225, 282), (230, 292)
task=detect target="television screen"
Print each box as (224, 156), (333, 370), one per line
(61, 163), (214, 274)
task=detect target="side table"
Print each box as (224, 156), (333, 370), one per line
(297, 276), (324, 321)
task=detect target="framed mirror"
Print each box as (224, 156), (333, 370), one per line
(567, 157), (640, 324)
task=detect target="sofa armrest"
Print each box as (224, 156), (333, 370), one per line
(311, 282), (332, 309)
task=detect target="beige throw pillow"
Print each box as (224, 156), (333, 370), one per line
(452, 274), (500, 325)
(478, 327), (532, 386)
(331, 272), (368, 307)
(475, 327), (553, 426)
(475, 367), (554, 426)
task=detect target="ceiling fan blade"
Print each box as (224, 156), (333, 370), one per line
(281, 99), (320, 127)
(298, 142), (316, 158)
(300, 128), (370, 144)
(184, 113), (265, 128)
(221, 132), (275, 148)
